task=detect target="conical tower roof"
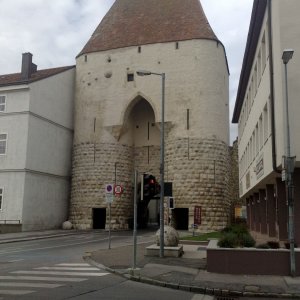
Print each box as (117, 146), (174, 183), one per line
(78, 0), (219, 57)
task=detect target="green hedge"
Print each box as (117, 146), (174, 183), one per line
(218, 224), (255, 248)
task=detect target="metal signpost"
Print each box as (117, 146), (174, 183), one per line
(133, 170), (138, 269)
(105, 184), (114, 250)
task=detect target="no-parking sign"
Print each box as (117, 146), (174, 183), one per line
(114, 185), (123, 196)
(105, 184), (114, 194)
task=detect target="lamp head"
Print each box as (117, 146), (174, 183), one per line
(136, 70), (152, 76)
(282, 49), (294, 64)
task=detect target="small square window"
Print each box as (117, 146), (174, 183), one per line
(0, 133), (7, 155)
(127, 73), (134, 82)
(0, 95), (6, 112)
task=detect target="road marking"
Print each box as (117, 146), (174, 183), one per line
(12, 270), (109, 277)
(191, 295), (214, 300)
(0, 290), (34, 295)
(0, 282), (62, 288)
(0, 244), (40, 253)
(36, 266), (99, 271)
(7, 259), (24, 263)
(0, 275), (86, 282)
(0, 237), (109, 255)
(57, 263), (90, 266)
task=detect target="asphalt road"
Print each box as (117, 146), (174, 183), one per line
(0, 230), (199, 300)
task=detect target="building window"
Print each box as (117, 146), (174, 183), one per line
(257, 50), (262, 85)
(127, 73), (134, 82)
(259, 114), (263, 149)
(254, 65), (258, 95)
(138, 46), (141, 53)
(255, 123), (259, 155)
(261, 32), (266, 70)
(0, 134), (7, 155)
(0, 95), (6, 112)
(263, 103), (268, 142)
(0, 188), (2, 210)
(252, 131), (255, 161)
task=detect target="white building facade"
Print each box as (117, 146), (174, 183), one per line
(233, 0), (300, 244)
(0, 53), (75, 231)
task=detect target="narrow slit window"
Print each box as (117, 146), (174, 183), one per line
(187, 109), (190, 130)
(0, 188), (3, 210)
(84, 55), (88, 62)
(138, 46), (141, 53)
(175, 42), (179, 49)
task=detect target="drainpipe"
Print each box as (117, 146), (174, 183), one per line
(268, 0), (280, 174)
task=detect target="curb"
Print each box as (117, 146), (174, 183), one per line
(83, 254), (300, 299)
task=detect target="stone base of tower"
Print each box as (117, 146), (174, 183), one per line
(165, 136), (231, 232)
(70, 137), (232, 232)
(69, 142), (134, 230)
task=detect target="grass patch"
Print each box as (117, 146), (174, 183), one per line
(180, 231), (221, 241)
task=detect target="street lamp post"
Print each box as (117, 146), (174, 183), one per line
(137, 70), (165, 258)
(282, 49), (296, 277)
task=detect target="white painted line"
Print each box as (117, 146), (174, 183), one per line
(36, 267), (99, 271)
(12, 270), (110, 277)
(7, 259), (25, 263)
(56, 263), (90, 267)
(191, 295), (214, 300)
(0, 238), (109, 255)
(0, 243), (40, 253)
(0, 282), (62, 288)
(0, 275), (86, 282)
(0, 290), (34, 295)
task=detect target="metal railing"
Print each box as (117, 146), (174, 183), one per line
(0, 220), (21, 224)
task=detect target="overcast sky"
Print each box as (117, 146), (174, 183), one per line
(0, 0), (253, 144)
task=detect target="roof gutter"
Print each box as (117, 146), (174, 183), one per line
(267, 0), (280, 173)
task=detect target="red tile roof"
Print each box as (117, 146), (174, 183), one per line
(0, 66), (75, 87)
(78, 0), (219, 57)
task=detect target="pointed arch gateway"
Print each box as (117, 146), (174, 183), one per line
(122, 95), (161, 226)
(120, 95), (160, 149)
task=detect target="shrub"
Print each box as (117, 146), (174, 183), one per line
(222, 224), (248, 236)
(218, 224), (255, 248)
(218, 232), (239, 248)
(240, 233), (255, 247)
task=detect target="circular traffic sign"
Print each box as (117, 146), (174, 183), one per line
(114, 185), (123, 196)
(105, 184), (114, 194)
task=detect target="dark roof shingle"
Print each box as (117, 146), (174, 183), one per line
(78, 0), (219, 57)
(0, 66), (75, 87)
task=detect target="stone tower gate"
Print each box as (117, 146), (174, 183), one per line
(70, 0), (231, 232)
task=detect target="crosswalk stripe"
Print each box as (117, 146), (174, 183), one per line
(0, 282), (62, 288)
(36, 267), (99, 271)
(56, 263), (90, 267)
(0, 275), (86, 282)
(12, 270), (109, 277)
(0, 290), (34, 295)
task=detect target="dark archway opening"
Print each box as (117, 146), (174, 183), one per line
(93, 208), (106, 229)
(172, 208), (189, 230)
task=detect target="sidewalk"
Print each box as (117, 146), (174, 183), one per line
(85, 239), (300, 299)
